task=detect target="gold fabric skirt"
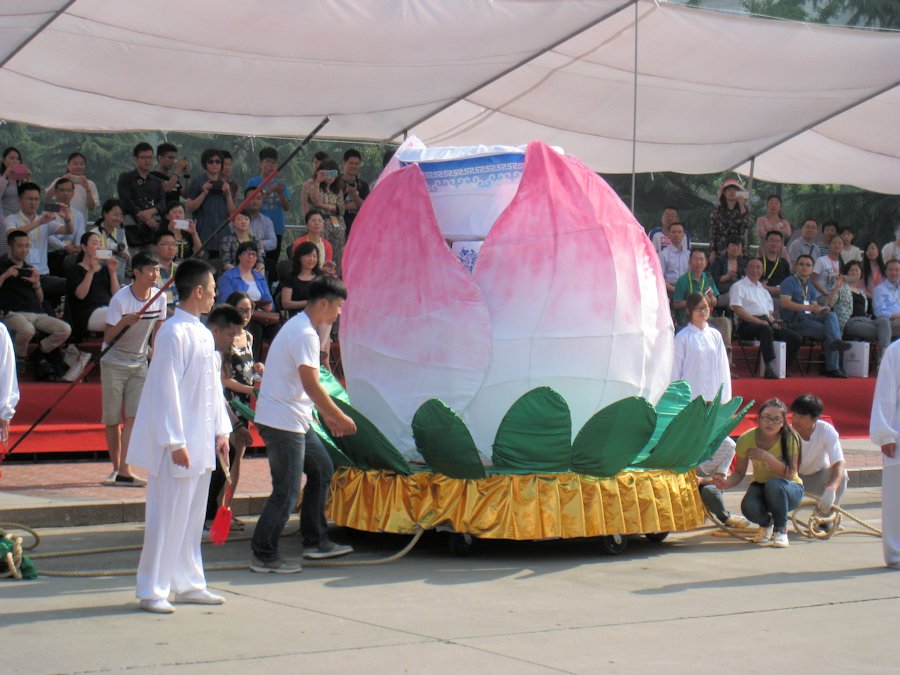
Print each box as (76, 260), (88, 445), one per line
(328, 467), (704, 540)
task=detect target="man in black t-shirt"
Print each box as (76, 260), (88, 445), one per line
(759, 230), (791, 299)
(117, 142), (166, 249)
(0, 230), (71, 377)
(150, 142), (190, 206)
(341, 149), (370, 239)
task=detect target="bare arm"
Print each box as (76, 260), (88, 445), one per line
(298, 364), (356, 437)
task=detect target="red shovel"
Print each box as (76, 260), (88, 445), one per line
(209, 449), (233, 546)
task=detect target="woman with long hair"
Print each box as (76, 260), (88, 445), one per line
(832, 259), (891, 365)
(309, 158), (346, 273)
(716, 398), (803, 548)
(66, 231), (121, 342)
(862, 240), (886, 297)
(0, 147), (31, 220)
(281, 241), (320, 317)
(755, 194), (791, 256)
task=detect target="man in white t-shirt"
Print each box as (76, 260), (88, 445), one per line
(790, 395), (848, 515)
(100, 252), (167, 487)
(250, 276), (357, 573)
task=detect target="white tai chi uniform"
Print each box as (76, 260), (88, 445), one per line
(0, 323), (20, 423)
(130, 308), (232, 601)
(869, 340), (900, 569)
(671, 322), (732, 403)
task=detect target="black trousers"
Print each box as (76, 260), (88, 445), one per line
(736, 319), (801, 366)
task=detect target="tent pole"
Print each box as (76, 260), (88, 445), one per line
(0, 0), (77, 69)
(746, 156), (755, 248)
(630, 0), (639, 213)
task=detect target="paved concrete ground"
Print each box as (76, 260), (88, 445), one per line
(1, 486), (894, 674)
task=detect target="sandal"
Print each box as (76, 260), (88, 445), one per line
(230, 517), (245, 532)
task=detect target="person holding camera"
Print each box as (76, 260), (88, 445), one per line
(65, 231), (121, 343)
(708, 177), (751, 262)
(88, 199), (131, 286)
(186, 148), (235, 259)
(0, 230), (72, 379)
(117, 142), (166, 250)
(310, 158), (346, 274)
(4, 182), (73, 309)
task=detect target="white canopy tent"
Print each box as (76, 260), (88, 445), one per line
(1, 0), (898, 193)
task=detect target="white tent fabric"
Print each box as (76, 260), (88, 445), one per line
(1, 0), (898, 193)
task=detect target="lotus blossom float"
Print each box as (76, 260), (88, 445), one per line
(315, 141), (748, 546)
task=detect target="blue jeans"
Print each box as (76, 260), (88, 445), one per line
(300, 430), (334, 547)
(789, 312), (841, 371)
(741, 479), (804, 532)
(251, 424), (305, 563)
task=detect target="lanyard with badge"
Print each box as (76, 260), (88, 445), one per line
(688, 274), (707, 294)
(795, 274), (812, 313)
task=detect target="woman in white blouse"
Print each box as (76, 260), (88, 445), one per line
(672, 293), (747, 528)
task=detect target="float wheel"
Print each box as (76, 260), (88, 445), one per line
(644, 532), (669, 543)
(600, 534), (628, 555)
(449, 533), (475, 557)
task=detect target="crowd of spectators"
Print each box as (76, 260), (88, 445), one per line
(655, 176), (898, 380)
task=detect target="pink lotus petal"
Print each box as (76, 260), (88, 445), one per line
(463, 142), (672, 451)
(342, 164), (492, 458)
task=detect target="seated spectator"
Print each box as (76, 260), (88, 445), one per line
(818, 220), (839, 259)
(833, 260), (891, 365)
(89, 199), (130, 286)
(715, 399), (803, 548)
(862, 240), (885, 297)
(779, 254), (850, 378)
(0, 230), (71, 378)
(812, 233), (843, 296)
(46, 178), (86, 277)
(45, 152), (100, 221)
(881, 224), (900, 264)
(709, 235), (747, 309)
(730, 258), (801, 379)
(756, 195), (791, 256)
(647, 206), (690, 253)
(216, 241), (278, 360)
(66, 231), (121, 342)
(185, 148), (235, 258)
(708, 178), (750, 261)
(658, 222), (690, 294)
(873, 259), (900, 339)
(672, 250), (732, 361)
(291, 209), (333, 263)
(244, 189), (277, 277)
(790, 394), (849, 518)
(839, 225), (861, 264)
(153, 230), (179, 315)
(341, 148), (370, 239)
(117, 142), (165, 249)
(150, 142), (190, 205)
(787, 218), (821, 268)
(220, 213), (263, 273)
(4, 182), (73, 308)
(281, 242), (320, 318)
(205, 299), (260, 533)
(162, 202), (202, 261)
(758, 230), (791, 298)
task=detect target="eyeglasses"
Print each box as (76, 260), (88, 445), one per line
(207, 159), (222, 165)
(759, 414), (784, 425)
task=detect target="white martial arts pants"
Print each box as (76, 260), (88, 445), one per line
(884, 464), (900, 568)
(136, 463), (212, 601)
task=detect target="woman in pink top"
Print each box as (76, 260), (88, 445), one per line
(756, 195), (791, 257)
(862, 240), (885, 297)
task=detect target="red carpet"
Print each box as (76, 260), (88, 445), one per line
(732, 376), (874, 438)
(5, 373), (875, 457)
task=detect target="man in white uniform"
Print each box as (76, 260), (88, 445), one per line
(0, 323), (19, 445)
(789, 395), (848, 513)
(130, 259), (232, 612)
(250, 276), (356, 573)
(870, 341), (900, 569)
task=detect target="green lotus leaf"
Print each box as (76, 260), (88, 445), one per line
(319, 398), (412, 475)
(570, 397), (656, 477)
(631, 395), (708, 470)
(411, 399), (486, 479)
(310, 419), (355, 468)
(700, 397), (754, 464)
(318, 366), (350, 404)
(492, 387), (571, 474)
(630, 381), (693, 465)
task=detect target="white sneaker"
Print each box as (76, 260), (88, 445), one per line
(771, 531), (789, 548)
(173, 589), (225, 605)
(752, 525), (774, 544)
(139, 598), (175, 614)
(724, 514), (752, 529)
(61, 350), (91, 382)
(101, 471), (118, 486)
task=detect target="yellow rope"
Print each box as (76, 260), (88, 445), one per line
(0, 523), (425, 578)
